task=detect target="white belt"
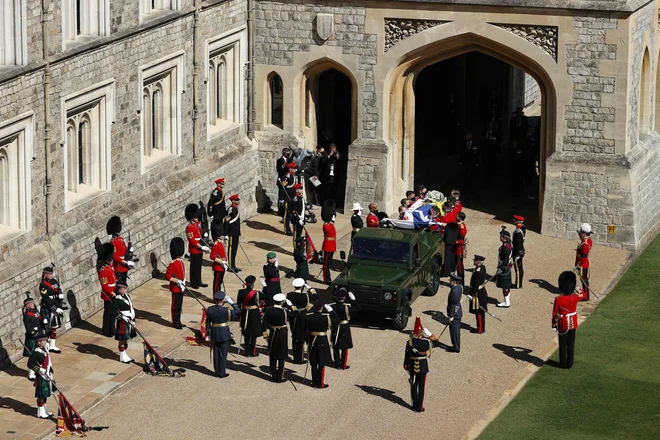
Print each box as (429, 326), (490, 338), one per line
(563, 312), (577, 317)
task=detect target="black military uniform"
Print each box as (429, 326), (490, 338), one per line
(468, 255), (489, 334)
(512, 216), (526, 289)
(306, 301), (338, 388)
(27, 333), (54, 418)
(496, 230), (514, 308)
(287, 186), (305, 243)
(263, 254), (281, 297)
(350, 210), (363, 240)
(225, 195), (241, 271)
(293, 236), (310, 280)
(39, 267), (63, 353)
(404, 319), (435, 413)
(23, 296), (47, 381)
(263, 295), (295, 382)
(237, 277), (263, 357)
(206, 291), (240, 378)
(447, 274), (463, 353)
(288, 281), (318, 363)
(208, 179), (227, 220)
(442, 222), (459, 277)
(330, 289), (360, 370)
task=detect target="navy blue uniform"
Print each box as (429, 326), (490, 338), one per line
(206, 303), (240, 377)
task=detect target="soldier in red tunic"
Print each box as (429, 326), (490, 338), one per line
(185, 204), (210, 289)
(210, 219), (227, 294)
(98, 243), (118, 337)
(450, 189), (463, 213)
(553, 271), (586, 368)
(321, 200), (337, 284)
(575, 223), (593, 300)
(166, 237), (187, 329)
(107, 216), (135, 284)
(366, 203), (380, 228)
(454, 212), (467, 284)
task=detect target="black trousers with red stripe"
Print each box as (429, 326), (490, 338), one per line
(323, 252), (334, 284)
(171, 292), (183, 327)
(311, 362), (327, 388)
(409, 372), (427, 412)
(190, 253), (203, 287)
(333, 347), (349, 369)
(475, 311), (486, 333)
(213, 271), (225, 294)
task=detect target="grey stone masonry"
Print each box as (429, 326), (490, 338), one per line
(345, 139), (388, 214)
(629, 135), (660, 249)
(254, 0), (379, 139)
(0, 0), (252, 368)
(563, 15), (618, 154)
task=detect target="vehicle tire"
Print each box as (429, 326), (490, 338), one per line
(424, 264), (440, 297)
(394, 296), (410, 330)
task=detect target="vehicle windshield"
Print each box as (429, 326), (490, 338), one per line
(350, 238), (410, 264)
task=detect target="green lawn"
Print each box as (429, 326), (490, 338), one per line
(480, 236), (660, 440)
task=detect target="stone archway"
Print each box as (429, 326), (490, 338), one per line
(386, 31), (558, 227)
(298, 59), (358, 210)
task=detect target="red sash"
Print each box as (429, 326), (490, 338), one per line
(242, 290), (258, 307)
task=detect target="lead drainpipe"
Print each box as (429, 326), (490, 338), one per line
(42, 0), (53, 236)
(247, 0), (255, 140)
(192, 0), (201, 164)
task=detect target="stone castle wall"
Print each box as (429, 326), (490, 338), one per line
(0, 0), (255, 368)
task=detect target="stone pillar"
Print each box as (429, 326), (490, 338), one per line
(345, 139), (388, 215)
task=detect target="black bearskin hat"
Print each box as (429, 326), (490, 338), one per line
(321, 200), (336, 222)
(211, 219), (224, 241)
(443, 222), (459, 246)
(99, 242), (115, 262)
(558, 271), (577, 295)
(185, 203), (200, 221)
(170, 237), (185, 259)
(106, 216), (122, 235)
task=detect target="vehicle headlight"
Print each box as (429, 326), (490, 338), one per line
(383, 292), (393, 301)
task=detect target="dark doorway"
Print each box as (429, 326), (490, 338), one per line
(414, 52), (542, 228)
(316, 69), (352, 211)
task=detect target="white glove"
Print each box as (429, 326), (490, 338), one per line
(126, 261), (135, 268)
(55, 308), (64, 315)
(221, 261), (228, 269)
(38, 368), (47, 376)
(348, 291), (356, 301)
(205, 335), (211, 342)
(225, 296), (234, 304)
(304, 283), (312, 290)
(552, 327), (558, 333)
(466, 295), (473, 301)
(129, 246), (135, 253)
(260, 279), (267, 287)
(203, 232), (209, 238)
(422, 328), (432, 338)
(201, 246), (211, 253)
(274, 258), (279, 268)
(122, 315), (131, 323)
(43, 319), (48, 325)
(285, 299), (293, 307)
(298, 218), (304, 226)
(177, 280), (185, 289)
(324, 304), (333, 312)
(449, 317), (454, 323)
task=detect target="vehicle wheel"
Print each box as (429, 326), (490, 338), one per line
(424, 265), (440, 297)
(394, 296), (410, 330)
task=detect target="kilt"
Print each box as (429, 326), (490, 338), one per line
(23, 338), (37, 357)
(41, 307), (61, 330)
(115, 319), (133, 342)
(267, 327), (289, 359)
(496, 270), (512, 289)
(34, 375), (51, 399)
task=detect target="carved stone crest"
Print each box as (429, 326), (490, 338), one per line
(316, 13), (334, 41)
(492, 23), (558, 61)
(384, 18), (449, 52)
